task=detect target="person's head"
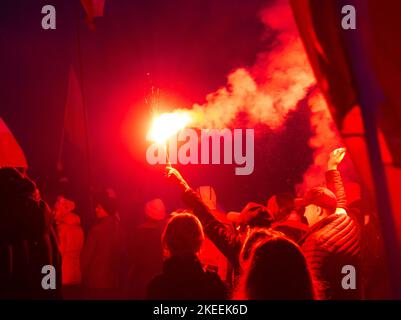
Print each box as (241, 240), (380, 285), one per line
(297, 187), (337, 227)
(94, 188), (118, 218)
(54, 196), (75, 221)
(162, 212), (204, 258)
(240, 228), (284, 266)
(267, 193), (295, 222)
(0, 167), (38, 201)
(0, 167), (50, 241)
(145, 198), (166, 221)
(236, 236), (315, 300)
(229, 202), (273, 238)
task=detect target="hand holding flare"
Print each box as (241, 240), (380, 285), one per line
(147, 111), (191, 166)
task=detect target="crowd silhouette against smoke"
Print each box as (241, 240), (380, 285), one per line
(0, 147), (389, 299)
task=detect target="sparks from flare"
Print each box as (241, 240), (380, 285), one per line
(147, 111), (191, 166)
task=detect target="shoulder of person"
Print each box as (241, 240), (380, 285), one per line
(203, 269), (227, 298)
(204, 269), (223, 284)
(146, 273), (168, 299)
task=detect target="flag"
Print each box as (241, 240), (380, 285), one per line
(58, 64), (88, 178)
(80, 0), (105, 30)
(0, 117), (27, 168)
(290, 0), (401, 297)
(61, 65), (87, 156)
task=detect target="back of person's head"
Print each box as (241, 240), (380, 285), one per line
(267, 193), (295, 222)
(145, 198), (166, 221)
(236, 236), (315, 300)
(297, 187), (337, 215)
(55, 196), (75, 214)
(0, 167), (49, 242)
(240, 202), (273, 229)
(162, 212), (204, 257)
(0, 167), (37, 200)
(93, 188), (118, 217)
(240, 228), (284, 265)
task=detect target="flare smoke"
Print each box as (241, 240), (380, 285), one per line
(181, 0), (342, 189)
(187, 0), (315, 129)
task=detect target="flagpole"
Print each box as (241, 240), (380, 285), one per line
(57, 95), (67, 167)
(75, 3), (95, 223)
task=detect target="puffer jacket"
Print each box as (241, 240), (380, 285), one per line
(325, 170), (347, 209)
(299, 213), (361, 300)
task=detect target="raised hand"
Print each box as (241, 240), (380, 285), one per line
(328, 147), (346, 170)
(165, 166), (191, 191)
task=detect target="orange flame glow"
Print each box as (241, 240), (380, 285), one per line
(147, 111), (191, 144)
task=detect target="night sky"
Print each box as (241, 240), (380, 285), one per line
(0, 0), (313, 229)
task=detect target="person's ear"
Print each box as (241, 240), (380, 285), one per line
(316, 206), (323, 216)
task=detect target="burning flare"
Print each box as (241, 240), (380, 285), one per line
(148, 111), (191, 144)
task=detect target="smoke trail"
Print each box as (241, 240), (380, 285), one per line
(177, 0), (343, 190)
(187, 0), (316, 129)
(296, 90), (343, 195)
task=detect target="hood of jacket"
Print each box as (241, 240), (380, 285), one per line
(59, 212), (81, 226)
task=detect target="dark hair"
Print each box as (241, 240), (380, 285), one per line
(247, 210), (272, 229)
(275, 193), (295, 221)
(162, 212), (204, 257)
(235, 236), (315, 300)
(240, 228), (284, 265)
(0, 167), (49, 242)
(93, 188), (118, 215)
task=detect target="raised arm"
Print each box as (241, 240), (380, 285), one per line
(166, 167), (242, 270)
(326, 148), (347, 210)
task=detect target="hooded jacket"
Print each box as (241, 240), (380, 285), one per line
(299, 213), (361, 300)
(57, 212), (84, 285)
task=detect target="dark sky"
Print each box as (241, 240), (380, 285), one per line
(0, 0), (312, 227)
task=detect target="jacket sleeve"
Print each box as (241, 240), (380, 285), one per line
(325, 170), (347, 209)
(182, 189), (242, 270)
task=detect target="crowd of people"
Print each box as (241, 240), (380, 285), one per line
(0, 148), (389, 299)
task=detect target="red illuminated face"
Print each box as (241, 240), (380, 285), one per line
(304, 204), (322, 226)
(95, 204), (108, 219)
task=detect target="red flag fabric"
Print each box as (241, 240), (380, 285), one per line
(0, 117), (28, 168)
(290, 0), (401, 297)
(59, 65), (87, 161)
(80, 0), (105, 29)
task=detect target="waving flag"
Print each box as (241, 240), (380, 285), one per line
(59, 65), (87, 160)
(80, 0), (105, 30)
(0, 118), (27, 168)
(290, 0), (401, 297)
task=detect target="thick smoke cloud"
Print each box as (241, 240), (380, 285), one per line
(179, 0), (343, 192)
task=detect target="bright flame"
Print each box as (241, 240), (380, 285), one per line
(148, 111), (191, 144)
